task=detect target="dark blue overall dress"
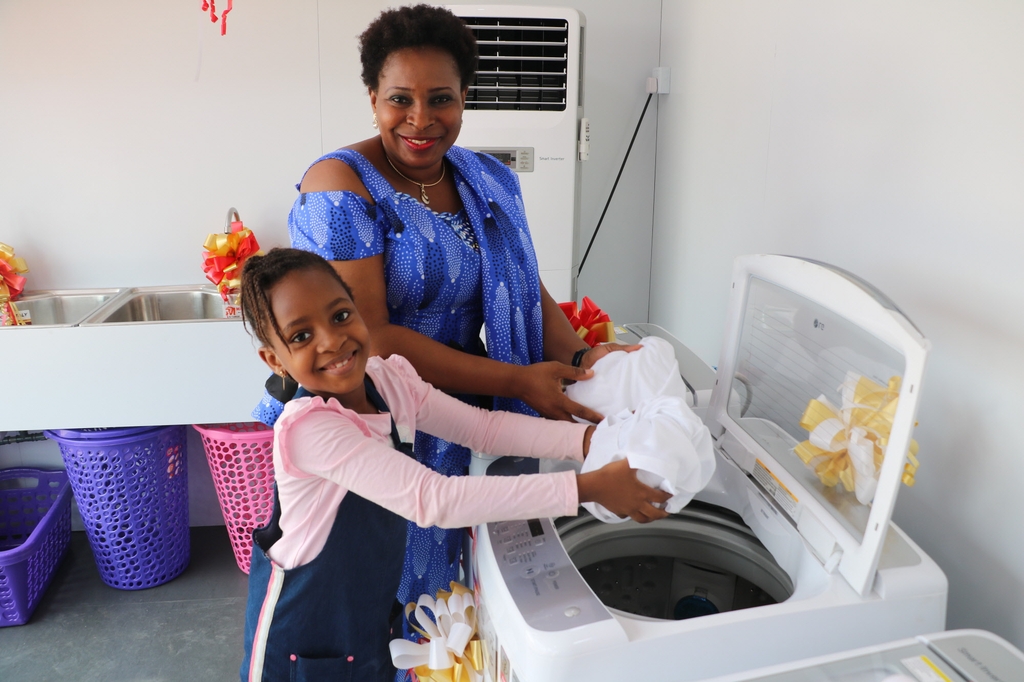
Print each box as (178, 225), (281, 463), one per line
(241, 379), (414, 682)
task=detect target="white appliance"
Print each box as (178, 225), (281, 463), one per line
(448, 5), (585, 303)
(469, 255), (948, 682)
(713, 629), (1024, 682)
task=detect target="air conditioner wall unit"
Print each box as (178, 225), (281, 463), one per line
(448, 5), (585, 303)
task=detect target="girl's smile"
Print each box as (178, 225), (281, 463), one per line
(258, 267), (374, 414)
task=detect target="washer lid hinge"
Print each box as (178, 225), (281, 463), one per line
(797, 509), (840, 570)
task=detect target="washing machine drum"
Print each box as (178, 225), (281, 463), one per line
(555, 502), (794, 621)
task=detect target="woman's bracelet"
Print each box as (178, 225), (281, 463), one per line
(571, 347), (589, 368)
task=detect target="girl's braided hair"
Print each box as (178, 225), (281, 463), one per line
(359, 4), (478, 91)
(239, 248), (354, 347)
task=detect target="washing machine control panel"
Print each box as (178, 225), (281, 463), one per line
(489, 517), (611, 631)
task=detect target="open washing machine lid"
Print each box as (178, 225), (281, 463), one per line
(704, 255), (930, 596)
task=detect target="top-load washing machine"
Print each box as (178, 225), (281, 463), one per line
(469, 255), (948, 682)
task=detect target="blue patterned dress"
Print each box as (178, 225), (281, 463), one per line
(253, 146), (545, 637)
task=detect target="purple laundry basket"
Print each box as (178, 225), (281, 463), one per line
(44, 426), (190, 590)
(0, 468), (73, 626)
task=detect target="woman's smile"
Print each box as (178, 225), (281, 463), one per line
(400, 135), (440, 152)
(370, 46), (466, 180)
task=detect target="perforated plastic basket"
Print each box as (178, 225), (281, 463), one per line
(44, 426), (190, 590)
(0, 468), (72, 626)
(192, 423), (274, 574)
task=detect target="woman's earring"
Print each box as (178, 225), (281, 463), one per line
(372, 112), (378, 129)
(280, 371), (288, 391)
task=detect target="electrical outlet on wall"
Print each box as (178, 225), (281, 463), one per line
(652, 66), (670, 94)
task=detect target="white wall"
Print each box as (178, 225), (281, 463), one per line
(0, 1), (661, 524)
(0, 0), (660, 311)
(0, 0), (322, 288)
(653, 0), (1024, 646)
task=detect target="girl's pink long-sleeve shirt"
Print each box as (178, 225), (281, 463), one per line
(268, 355), (588, 569)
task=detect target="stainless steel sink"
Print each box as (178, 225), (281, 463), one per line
(81, 285), (233, 325)
(0, 289), (124, 328)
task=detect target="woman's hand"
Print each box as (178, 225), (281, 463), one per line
(577, 342), (642, 370)
(511, 362), (605, 424)
(577, 459), (671, 523)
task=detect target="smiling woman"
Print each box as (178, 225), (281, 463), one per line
(250, 3), (638, 668)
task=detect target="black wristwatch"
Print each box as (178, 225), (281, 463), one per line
(571, 347), (589, 368)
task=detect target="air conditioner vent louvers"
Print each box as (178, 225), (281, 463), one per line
(462, 17), (569, 111)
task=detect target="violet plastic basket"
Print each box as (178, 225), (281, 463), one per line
(44, 426), (190, 590)
(192, 423), (274, 574)
(0, 468), (72, 626)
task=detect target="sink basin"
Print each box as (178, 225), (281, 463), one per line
(82, 285), (234, 324)
(1, 289), (124, 328)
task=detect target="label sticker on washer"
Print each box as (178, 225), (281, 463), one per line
(900, 655), (954, 682)
(753, 459), (798, 517)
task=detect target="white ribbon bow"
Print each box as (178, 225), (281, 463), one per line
(389, 588), (480, 682)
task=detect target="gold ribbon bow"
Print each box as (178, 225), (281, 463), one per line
(389, 582), (485, 682)
(202, 221), (262, 302)
(0, 242), (29, 326)
(794, 372), (919, 505)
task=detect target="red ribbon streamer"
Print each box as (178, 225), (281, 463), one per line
(221, 0), (232, 35)
(202, 0), (218, 22)
(201, 0), (232, 35)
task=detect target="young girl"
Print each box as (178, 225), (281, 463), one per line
(238, 248), (670, 682)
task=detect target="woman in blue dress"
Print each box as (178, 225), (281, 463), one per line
(255, 4), (635, 650)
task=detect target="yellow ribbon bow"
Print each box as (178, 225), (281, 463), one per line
(794, 372), (919, 505)
(389, 582), (485, 682)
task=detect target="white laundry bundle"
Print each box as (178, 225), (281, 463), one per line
(560, 336), (716, 523)
(565, 336), (689, 418)
(582, 396), (716, 522)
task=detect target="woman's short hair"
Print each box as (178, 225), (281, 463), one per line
(359, 4), (478, 91)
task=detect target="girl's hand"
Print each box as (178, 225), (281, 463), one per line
(577, 343), (642, 370)
(576, 459), (672, 523)
(582, 425), (596, 459)
(511, 361), (605, 423)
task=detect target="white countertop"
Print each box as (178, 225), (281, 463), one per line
(1, 319), (270, 431)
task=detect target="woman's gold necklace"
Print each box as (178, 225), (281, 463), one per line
(384, 152), (445, 205)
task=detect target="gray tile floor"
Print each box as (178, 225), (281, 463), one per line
(0, 526), (249, 682)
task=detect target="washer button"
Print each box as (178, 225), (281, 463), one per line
(564, 606), (581, 618)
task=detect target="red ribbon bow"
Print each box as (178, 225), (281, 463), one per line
(0, 244), (28, 302)
(0, 260), (27, 302)
(558, 296), (615, 347)
(0, 242), (29, 326)
(202, 220), (261, 301)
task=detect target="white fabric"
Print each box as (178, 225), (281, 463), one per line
(565, 336), (688, 421)
(558, 336), (715, 523)
(581, 396), (716, 522)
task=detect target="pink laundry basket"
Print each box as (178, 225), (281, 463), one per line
(192, 423), (274, 574)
